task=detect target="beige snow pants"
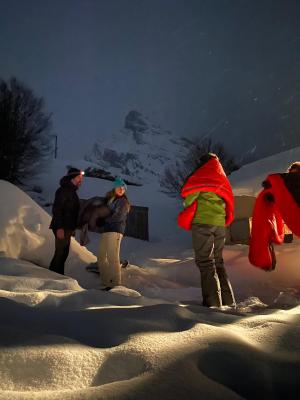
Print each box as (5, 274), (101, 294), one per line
(97, 232), (123, 287)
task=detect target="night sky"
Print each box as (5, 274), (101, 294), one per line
(0, 0), (299, 160)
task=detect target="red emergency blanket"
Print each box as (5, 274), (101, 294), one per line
(178, 158), (234, 230)
(249, 174), (300, 270)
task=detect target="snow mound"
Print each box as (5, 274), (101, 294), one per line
(0, 180), (96, 286)
(273, 289), (300, 307)
(109, 285), (142, 297)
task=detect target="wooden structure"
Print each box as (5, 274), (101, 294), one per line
(226, 195), (293, 245)
(125, 205), (149, 241)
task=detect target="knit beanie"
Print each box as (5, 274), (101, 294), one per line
(113, 177), (127, 190)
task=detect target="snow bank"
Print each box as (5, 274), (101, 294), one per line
(0, 179), (96, 282)
(0, 262), (299, 399)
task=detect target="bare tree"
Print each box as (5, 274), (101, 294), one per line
(0, 77), (52, 183)
(160, 138), (239, 197)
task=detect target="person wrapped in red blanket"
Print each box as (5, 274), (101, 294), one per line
(177, 153), (235, 308)
(249, 162), (300, 270)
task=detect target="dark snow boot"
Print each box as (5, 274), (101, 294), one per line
(121, 259), (129, 268)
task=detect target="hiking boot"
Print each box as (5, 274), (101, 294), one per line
(121, 260), (129, 268)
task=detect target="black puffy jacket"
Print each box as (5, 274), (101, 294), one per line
(49, 176), (80, 231)
(280, 172), (300, 207)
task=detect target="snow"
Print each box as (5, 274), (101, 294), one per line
(0, 147), (300, 399)
(84, 111), (194, 184)
(231, 145), (300, 196)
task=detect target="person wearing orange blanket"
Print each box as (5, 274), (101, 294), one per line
(178, 153), (235, 308)
(249, 161), (300, 270)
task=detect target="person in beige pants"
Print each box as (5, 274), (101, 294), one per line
(97, 178), (130, 290)
(98, 232), (123, 287)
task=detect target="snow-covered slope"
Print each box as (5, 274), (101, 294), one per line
(85, 110), (195, 183)
(230, 145), (300, 195)
(0, 257), (299, 399)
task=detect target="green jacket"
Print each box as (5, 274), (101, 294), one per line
(183, 192), (226, 227)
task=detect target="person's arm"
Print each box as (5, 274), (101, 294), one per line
(52, 189), (67, 238)
(183, 192), (199, 208)
(105, 198), (129, 224)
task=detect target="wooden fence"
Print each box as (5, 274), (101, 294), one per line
(125, 205), (149, 241)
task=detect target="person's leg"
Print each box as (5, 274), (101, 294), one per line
(97, 233), (110, 286)
(49, 230), (72, 275)
(192, 224), (221, 307)
(106, 232), (123, 287)
(214, 226), (236, 306)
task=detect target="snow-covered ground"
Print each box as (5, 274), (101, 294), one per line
(0, 148), (300, 399)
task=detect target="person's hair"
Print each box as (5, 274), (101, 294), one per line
(105, 188), (131, 209)
(199, 152), (218, 165)
(105, 189), (115, 200)
(287, 161), (300, 173)
(67, 167), (82, 180)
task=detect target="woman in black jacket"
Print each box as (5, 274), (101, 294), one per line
(98, 177), (130, 290)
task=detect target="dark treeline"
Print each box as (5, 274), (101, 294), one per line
(160, 138), (239, 197)
(0, 77), (52, 183)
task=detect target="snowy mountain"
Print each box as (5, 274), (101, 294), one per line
(84, 111), (195, 183)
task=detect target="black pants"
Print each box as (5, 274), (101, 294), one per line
(49, 230), (74, 275)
